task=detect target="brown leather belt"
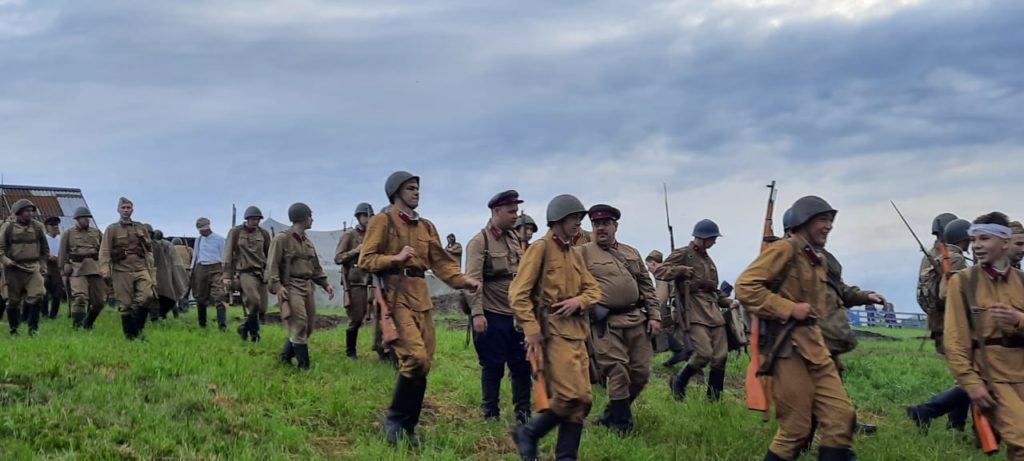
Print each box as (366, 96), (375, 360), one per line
(975, 337), (1024, 349)
(484, 273), (516, 282)
(384, 268), (425, 278)
(70, 254), (98, 262)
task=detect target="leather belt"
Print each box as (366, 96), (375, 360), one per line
(385, 268), (426, 278)
(975, 337), (1024, 349)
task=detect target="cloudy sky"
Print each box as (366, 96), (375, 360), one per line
(2, 0), (1022, 312)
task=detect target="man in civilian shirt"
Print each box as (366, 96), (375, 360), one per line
(43, 216), (65, 320)
(191, 217), (228, 331)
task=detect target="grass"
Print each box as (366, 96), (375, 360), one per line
(0, 306), (1004, 460)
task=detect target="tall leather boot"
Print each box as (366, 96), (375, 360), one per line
(670, 365), (698, 401)
(134, 309), (148, 339)
(510, 371), (533, 425)
(405, 376), (427, 446)
(481, 367), (502, 419)
(707, 368), (726, 401)
(216, 305), (227, 332)
(385, 375), (417, 446)
(83, 309), (100, 330)
(71, 312), (85, 329)
(249, 313), (261, 342)
(346, 329), (358, 358)
(818, 446), (857, 461)
(763, 450), (791, 461)
(7, 305), (20, 336)
(294, 343), (310, 370)
(554, 422), (584, 460)
(0, 297), (5, 321)
(48, 296), (60, 319)
(121, 313), (136, 339)
(197, 304), (208, 327)
(26, 302), (41, 336)
(513, 410), (562, 461)
(279, 340), (295, 365)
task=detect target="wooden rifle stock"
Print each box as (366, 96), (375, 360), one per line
(746, 180), (776, 414)
(372, 275), (400, 346)
(973, 405), (999, 454)
(527, 348), (551, 412)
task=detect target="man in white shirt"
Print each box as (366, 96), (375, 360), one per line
(191, 217), (228, 331)
(43, 217), (65, 320)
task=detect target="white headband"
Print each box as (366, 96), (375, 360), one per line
(969, 223), (1012, 239)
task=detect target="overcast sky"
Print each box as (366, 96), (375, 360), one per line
(2, 0), (1022, 312)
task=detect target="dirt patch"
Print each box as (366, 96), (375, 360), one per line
(263, 313), (348, 330)
(311, 436), (351, 457)
(853, 329), (901, 341)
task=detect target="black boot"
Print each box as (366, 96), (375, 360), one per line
(405, 376), (427, 446)
(818, 446), (857, 461)
(481, 368), (501, 420)
(511, 372), (533, 425)
(7, 305), (20, 336)
(26, 302), (41, 336)
(294, 344), (310, 370)
(662, 350), (688, 368)
(248, 313), (261, 342)
(554, 422), (584, 461)
(83, 309), (100, 330)
(71, 312), (85, 329)
(346, 329), (358, 358)
(598, 399), (632, 434)
(121, 313), (136, 339)
(216, 305), (227, 332)
(197, 304), (208, 327)
(670, 365), (698, 401)
(279, 340), (295, 365)
(763, 450), (791, 461)
(707, 368), (726, 401)
(386, 375), (420, 446)
(133, 309), (148, 339)
(513, 410), (562, 461)
(237, 323), (249, 341)
(48, 296), (60, 319)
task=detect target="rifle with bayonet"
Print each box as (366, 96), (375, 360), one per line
(745, 181), (776, 414)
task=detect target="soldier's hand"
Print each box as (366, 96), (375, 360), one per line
(472, 315), (488, 334)
(463, 277), (481, 294)
(552, 298), (583, 317)
(276, 287), (289, 304)
(392, 246), (416, 263)
(679, 266), (695, 278)
(326, 285), (336, 300)
(867, 292), (887, 304)
(791, 302), (811, 321)
(221, 278), (232, 287)
(100, 270), (110, 280)
(968, 385), (998, 412)
(647, 320), (662, 336)
(524, 333), (544, 359)
(989, 304), (1022, 328)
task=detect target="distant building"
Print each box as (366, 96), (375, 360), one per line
(0, 184), (94, 230)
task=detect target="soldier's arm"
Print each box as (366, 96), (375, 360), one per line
(358, 215), (399, 272)
(222, 228), (237, 279)
(37, 223), (50, 263)
(943, 273), (985, 392)
(335, 232), (362, 266)
(311, 250), (330, 291)
(839, 281), (875, 307)
(508, 240), (545, 336)
(0, 223), (11, 266)
(264, 236), (284, 294)
(58, 229), (71, 272)
(632, 251), (661, 321)
(735, 240), (798, 321)
(98, 225), (113, 274)
(464, 234), (486, 317)
(427, 224), (470, 289)
(653, 248), (693, 281)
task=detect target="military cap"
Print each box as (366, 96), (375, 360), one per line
(488, 190), (524, 209)
(43, 216), (61, 226)
(944, 219), (971, 245)
(118, 197), (133, 207)
(153, 229), (164, 240)
(646, 250), (664, 263)
(588, 204), (621, 222)
(196, 217), (211, 230)
(1010, 221), (1024, 235)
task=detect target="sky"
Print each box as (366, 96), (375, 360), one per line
(1, 0), (1022, 313)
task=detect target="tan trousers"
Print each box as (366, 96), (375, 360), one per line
(346, 285), (370, 331)
(689, 324), (728, 371)
(283, 280), (316, 345)
(770, 353), (855, 459)
(69, 275), (106, 314)
(238, 272), (266, 315)
(193, 263), (226, 307)
(593, 323), (652, 401)
(3, 268), (44, 305)
(546, 334), (594, 424)
(392, 305), (436, 378)
(992, 382), (1024, 461)
(111, 270), (154, 314)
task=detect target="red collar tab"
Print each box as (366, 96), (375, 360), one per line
(489, 225), (504, 240)
(399, 210), (419, 224)
(803, 246), (822, 266)
(552, 234), (571, 251)
(291, 231), (306, 242)
(981, 264), (1009, 282)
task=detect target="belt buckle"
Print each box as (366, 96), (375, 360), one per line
(401, 268), (413, 277)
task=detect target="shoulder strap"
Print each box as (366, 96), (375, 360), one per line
(769, 239), (800, 293)
(607, 246), (643, 281)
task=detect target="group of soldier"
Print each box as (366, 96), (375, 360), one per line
(1, 172), (1022, 461)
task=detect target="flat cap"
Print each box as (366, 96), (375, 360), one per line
(588, 204), (621, 221)
(43, 216), (61, 226)
(646, 250), (663, 263)
(195, 217), (211, 230)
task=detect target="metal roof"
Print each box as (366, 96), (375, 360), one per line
(0, 185), (93, 230)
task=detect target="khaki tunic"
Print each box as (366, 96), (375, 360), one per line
(944, 266), (1024, 460)
(446, 242), (463, 267)
(656, 242), (731, 370)
(99, 221), (155, 312)
(821, 249), (875, 358)
(579, 241), (659, 401)
(508, 230), (602, 423)
(359, 207), (471, 377)
(919, 243), (969, 336)
(0, 220), (48, 305)
(265, 231), (330, 344)
(58, 226), (105, 313)
(736, 235), (855, 459)
(224, 225), (270, 315)
(335, 226), (372, 329)
(465, 222), (521, 317)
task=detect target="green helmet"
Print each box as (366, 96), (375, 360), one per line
(546, 194), (586, 225)
(385, 171), (419, 202)
(153, 229), (165, 241)
(354, 202), (374, 217)
(171, 237), (183, 245)
(943, 219), (971, 245)
(515, 214), (537, 232)
(244, 206), (263, 219)
(73, 207), (92, 219)
(288, 202), (313, 223)
(11, 199), (35, 215)
(932, 213), (958, 238)
(782, 207), (795, 231)
(789, 196), (837, 230)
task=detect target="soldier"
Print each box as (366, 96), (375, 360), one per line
(1010, 221), (1024, 269)
(0, 199), (49, 336)
(465, 190), (531, 423)
(509, 194), (602, 461)
(43, 216), (64, 319)
(172, 237), (193, 313)
(99, 197), (156, 339)
(265, 203), (335, 369)
(579, 204), (661, 434)
(944, 212), (1024, 461)
(736, 195), (857, 461)
(445, 233), (463, 268)
(647, 250), (691, 367)
(515, 214), (538, 250)
(223, 206), (271, 342)
(656, 219), (736, 401)
(58, 207), (105, 330)
(149, 228), (186, 321)
(918, 212), (959, 353)
(334, 202), (375, 358)
(907, 218), (973, 432)
(359, 171), (480, 446)
(191, 217), (228, 331)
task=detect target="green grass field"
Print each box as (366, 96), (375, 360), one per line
(0, 306), (1003, 460)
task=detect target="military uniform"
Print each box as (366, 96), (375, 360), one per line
(945, 265), (1024, 461)
(335, 208), (374, 357)
(737, 199), (857, 461)
(151, 232), (187, 320)
(99, 198), (156, 339)
(58, 213), (105, 329)
(172, 238), (193, 312)
(0, 201), (49, 335)
(656, 238), (733, 401)
(224, 215), (271, 342)
(578, 205), (659, 434)
(445, 237), (463, 268)
(266, 227), (330, 362)
(465, 190), (530, 423)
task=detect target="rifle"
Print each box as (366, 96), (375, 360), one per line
(530, 302), (553, 411)
(891, 201), (952, 349)
(372, 274), (400, 346)
(340, 264), (351, 309)
(663, 183), (675, 250)
(959, 268), (1000, 455)
(745, 180), (776, 414)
